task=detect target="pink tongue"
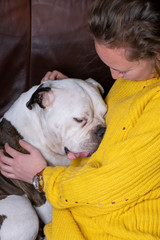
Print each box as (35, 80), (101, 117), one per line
(67, 152), (90, 160)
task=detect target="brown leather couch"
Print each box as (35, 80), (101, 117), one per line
(0, 0), (114, 118)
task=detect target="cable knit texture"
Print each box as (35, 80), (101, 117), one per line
(43, 77), (160, 240)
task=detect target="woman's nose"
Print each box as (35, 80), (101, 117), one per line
(110, 69), (124, 79)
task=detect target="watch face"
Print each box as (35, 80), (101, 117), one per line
(33, 175), (39, 190)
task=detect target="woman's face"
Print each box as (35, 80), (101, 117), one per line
(95, 42), (156, 81)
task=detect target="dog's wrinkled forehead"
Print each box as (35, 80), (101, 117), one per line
(43, 79), (103, 94)
(47, 78), (106, 108)
(26, 79), (106, 111)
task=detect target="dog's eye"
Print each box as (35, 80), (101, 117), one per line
(73, 118), (83, 123)
(73, 118), (88, 127)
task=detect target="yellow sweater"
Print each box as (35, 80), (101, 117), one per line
(43, 77), (160, 240)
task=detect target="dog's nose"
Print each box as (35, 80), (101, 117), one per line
(95, 126), (106, 138)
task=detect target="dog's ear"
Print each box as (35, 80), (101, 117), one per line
(85, 78), (104, 95)
(26, 84), (54, 110)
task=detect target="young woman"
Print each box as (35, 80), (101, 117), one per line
(0, 0), (160, 239)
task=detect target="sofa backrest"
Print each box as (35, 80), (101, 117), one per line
(0, 0), (114, 117)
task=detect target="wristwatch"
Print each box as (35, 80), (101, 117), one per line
(32, 169), (44, 192)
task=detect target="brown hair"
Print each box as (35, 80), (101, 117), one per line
(88, 0), (160, 73)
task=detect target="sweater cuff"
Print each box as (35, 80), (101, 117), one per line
(42, 166), (67, 193)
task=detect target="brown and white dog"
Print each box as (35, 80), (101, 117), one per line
(0, 78), (107, 240)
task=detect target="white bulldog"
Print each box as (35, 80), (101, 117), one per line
(0, 78), (107, 240)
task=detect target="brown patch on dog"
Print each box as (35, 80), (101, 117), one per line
(0, 215), (7, 229)
(0, 118), (46, 206)
(0, 118), (28, 154)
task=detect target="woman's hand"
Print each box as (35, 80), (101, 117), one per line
(0, 140), (47, 184)
(41, 70), (68, 83)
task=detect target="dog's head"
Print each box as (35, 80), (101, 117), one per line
(26, 78), (107, 160)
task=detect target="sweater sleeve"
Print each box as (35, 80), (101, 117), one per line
(43, 90), (160, 214)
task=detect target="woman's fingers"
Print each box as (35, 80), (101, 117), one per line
(1, 170), (16, 179)
(4, 143), (23, 158)
(0, 151), (14, 166)
(41, 71), (52, 82)
(1, 163), (13, 174)
(51, 71), (68, 80)
(4, 140), (38, 157)
(0, 149), (16, 178)
(19, 139), (36, 153)
(41, 70), (68, 82)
